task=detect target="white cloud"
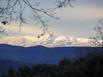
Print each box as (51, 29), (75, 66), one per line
(53, 36), (68, 44)
(0, 35), (93, 47)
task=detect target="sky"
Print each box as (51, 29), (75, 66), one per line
(0, 0), (103, 38)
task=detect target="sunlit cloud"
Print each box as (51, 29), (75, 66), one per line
(0, 35), (93, 47)
(0, 23), (42, 36)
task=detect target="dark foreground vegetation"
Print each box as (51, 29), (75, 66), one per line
(1, 51), (103, 77)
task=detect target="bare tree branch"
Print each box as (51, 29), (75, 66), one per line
(90, 19), (103, 47)
(0, 0), (73, 38)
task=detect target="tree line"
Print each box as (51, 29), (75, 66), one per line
(1, 51), (103, 77)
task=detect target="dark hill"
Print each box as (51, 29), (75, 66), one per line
(0, 44), (103, 72)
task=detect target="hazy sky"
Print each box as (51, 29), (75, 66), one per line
(1, 0), (103, 38)
(49, 0), (103, 38)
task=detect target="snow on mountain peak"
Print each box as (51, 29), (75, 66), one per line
(0, 34), (93, 47)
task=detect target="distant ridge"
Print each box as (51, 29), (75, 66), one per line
(0, 44), (94, 49)
(0, 44), (103, 72)
(0, 44), (24, 48)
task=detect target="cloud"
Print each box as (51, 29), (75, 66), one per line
(0, 35), (93, 47)
(0, 23), (42, 36)
(53, 36), (69, 44)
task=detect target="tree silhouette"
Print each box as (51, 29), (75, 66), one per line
(58, 58), (71, 69)
(17, 66), (33, 77)
(1, 51), (103, 77)
(0, 0), (73, 37)
(90, 19), (103, 47)
(6, 68), (16, 77)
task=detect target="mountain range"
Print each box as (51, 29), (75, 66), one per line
(0, 44), (102, 72)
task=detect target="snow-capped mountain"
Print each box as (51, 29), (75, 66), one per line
(0, 34), (93, 47)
